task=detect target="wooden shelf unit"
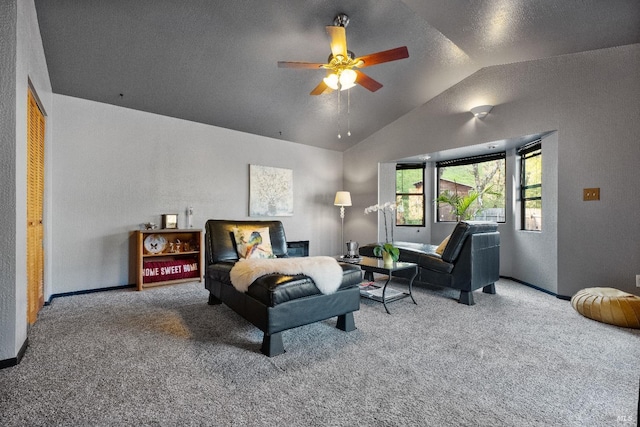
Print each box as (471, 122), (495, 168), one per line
(134, 229), (203, 291)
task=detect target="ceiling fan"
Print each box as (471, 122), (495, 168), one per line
(277, 14), (409, 95)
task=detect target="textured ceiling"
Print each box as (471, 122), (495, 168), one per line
(34, 1), (640, 151)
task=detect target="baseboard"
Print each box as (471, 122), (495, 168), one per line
(0, 337), (28, 370)
(46, 283), (136, 305)
(500, 276), (571, 300)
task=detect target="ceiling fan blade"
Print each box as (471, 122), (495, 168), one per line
(326, 26), (348, 58)
(355, 70), (383, 92)
(310, 80), (334, 96)
(354, 46), (409, 68)
(278, 61), (326, 69)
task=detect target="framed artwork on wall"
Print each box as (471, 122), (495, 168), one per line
(249, 165), (293, 217)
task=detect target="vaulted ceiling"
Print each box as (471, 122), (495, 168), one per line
(35, 1), (640, 151)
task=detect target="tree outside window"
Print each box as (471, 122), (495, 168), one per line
(436, 154), (505, 222)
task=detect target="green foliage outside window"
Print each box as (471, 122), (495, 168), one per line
(437, 157), (505, 222)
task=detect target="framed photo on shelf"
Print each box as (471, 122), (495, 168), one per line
(161, 214), (178, 229)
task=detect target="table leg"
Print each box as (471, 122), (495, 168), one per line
(381, 274), (392, 314)
(408, 266), (418, 305)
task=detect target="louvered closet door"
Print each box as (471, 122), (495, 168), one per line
(27, 89), (45, 324)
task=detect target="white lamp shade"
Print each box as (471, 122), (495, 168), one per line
(334, 191), (352, 206)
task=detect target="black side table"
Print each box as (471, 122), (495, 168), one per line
(351, 256), (418, 314)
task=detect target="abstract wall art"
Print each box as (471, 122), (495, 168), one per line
(249, 165), (293, 217)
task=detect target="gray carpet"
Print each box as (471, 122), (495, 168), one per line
(1, 279), (638, 426)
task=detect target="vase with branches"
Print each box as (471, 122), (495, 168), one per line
(364, 202), (400, 263)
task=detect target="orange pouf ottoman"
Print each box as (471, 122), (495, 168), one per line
(571, 287), (640, 329)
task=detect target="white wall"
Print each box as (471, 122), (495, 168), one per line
(50, 95), (345, 293)
(506, 135), (559, 293)
(0, 0), (18, 363)
(0, 0), (53, 362)
(345, 44), (640, 297)
(377, 162), (430, 244)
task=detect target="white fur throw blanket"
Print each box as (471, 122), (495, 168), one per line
(229, 256), (343, 295)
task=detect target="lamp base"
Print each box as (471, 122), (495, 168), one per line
(340, 255), (361, 262)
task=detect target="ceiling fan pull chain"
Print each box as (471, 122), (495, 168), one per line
(347, 89), (351, 137)
(337, 88), (342, 139)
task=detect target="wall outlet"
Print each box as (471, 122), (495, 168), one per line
(636, 275), (640, 287)
(583, 188), (600, 201)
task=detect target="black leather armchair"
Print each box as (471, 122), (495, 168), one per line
(204, 219), (361, 356)
(360, 221), (500, 305)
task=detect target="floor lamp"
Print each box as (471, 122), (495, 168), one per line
(334, 191), (352, 256)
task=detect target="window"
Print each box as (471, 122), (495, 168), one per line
(436, 153), (506, 222)
(519, 141), (542, 230)
(395, 164), (425, 226)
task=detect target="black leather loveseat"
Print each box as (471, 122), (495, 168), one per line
(360, 221), (500, 305)
(204, 219), (361, 356)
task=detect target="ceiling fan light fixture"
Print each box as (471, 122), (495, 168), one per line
(278, 14), (408, 96)
(323, 73), (339, 90)
(339, 69), (357, 90)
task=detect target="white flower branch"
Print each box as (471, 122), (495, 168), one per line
(364, 202), (396, 243)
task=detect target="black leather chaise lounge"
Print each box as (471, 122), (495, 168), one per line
(360, 221), (500, 305)
(204, 219), (362, 356)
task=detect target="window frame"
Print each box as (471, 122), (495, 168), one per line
(395, 163), (425, 227)
(435, 152), (506, 223)
(519, 141), (542, 231)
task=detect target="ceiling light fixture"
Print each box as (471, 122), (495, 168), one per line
(323, 69), (357, 91)
(323, 73), (339, 90)
(278, 13), (408, 140)
(470, 104), (493, 119)
(338, 69), (357, 90)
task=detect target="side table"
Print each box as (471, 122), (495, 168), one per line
(345, 256), (418, 314)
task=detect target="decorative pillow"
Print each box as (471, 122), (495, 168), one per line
(233, 227), (275, 259)
(435, 235), (450, 255)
